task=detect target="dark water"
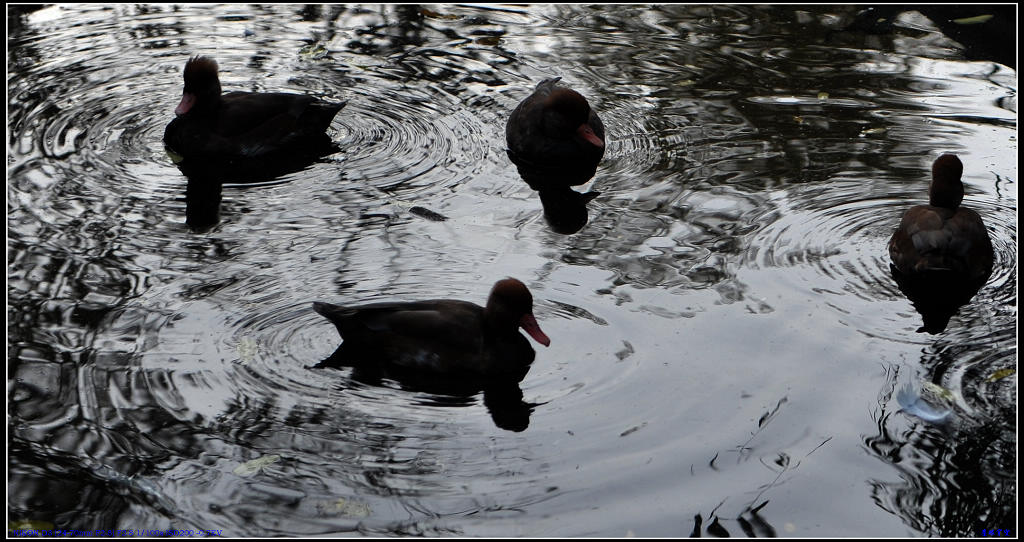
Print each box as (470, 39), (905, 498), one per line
(7, 4), (1017, 537)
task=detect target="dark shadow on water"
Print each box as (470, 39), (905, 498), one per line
(538, 188), (600, 235)
(168, 136), (339, 231)
(690, 502), (778, 538)
(506, 152), (602, 235)
(313, 346), (535, 432)
(889, 264), (990, 334)
(183, 174), (222, 232)
(843, 5), (1016, 69)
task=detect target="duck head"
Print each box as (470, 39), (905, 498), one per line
(486, 278), (551, 347)
(544, 88), (604, 149)
(175, 56), (221, 116)
(929, 154), (964, 209)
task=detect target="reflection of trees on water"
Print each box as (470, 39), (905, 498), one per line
(845, 5), (1016, 69)
(8, 349), (485, 535)
(341, 4), (427, 57)
(8, 177), (185, 530)
(8, 171), (239, 530)
(518, 4), (1011, 312)
(682, 394), (829, 537)
(690, 505), (777, 537)
(8, 4), (1014, 536)
(8, 359), (197, 530)
(193, 384), (529, 534)
(337, 5), (513, 90)
(865, 361), (1016, 536)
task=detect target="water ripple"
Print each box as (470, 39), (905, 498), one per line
(742, 173), (1016, 343)
(8, 4), (1017, 537)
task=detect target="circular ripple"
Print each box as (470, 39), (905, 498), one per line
(332, 84), (491, 197)
(598, 96), (665, 182)
(742, 175), (1016, 344)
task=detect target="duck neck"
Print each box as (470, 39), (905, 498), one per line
(929, 178), (963, 209)
(483, 303), (520, 337)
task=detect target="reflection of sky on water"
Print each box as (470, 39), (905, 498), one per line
(7, 4), (1015, 537)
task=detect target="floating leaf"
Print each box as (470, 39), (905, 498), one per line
(333, 497), (371, 517)
(233, 454), (280, 477)
(817, 91), (829, 100)
(615, 340), (634, 361)
(953, 14), (994, 25)
(9, 520), (54, 532)
(921, 381), (956, 402)
(408, 206), (448, 222)
(619, 422), (646, 437)
(474, 36), (500, 46)
(237, 336), (259, 363)
(299, 43), (328, 60)
(986, 368), (1014, 382)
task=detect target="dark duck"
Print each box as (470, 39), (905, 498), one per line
(163, 56), (345, 167)
(888, 154), (995, 333)
(312, 278), (551, 384)
(506, 77), (605, 191)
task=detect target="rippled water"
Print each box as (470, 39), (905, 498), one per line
(8, 4), (1017, 537)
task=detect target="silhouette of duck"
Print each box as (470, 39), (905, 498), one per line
(506, 77), (605, 190)
(312, 278), (550, 383)
(889, 154), (994, 279)
(888, 154), (994, 333)
(539, 188), (600, 234)
(163, 56), (345, 165)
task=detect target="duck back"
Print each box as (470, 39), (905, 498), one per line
(163, 56), (345, 163)
(889, 204), (993, 280)
(164, 92), (344, 160)
(312, 299), (536, 382)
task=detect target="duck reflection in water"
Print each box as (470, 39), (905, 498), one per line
(163, 56), (345, 230)
(888, 154), (994, 334)
(311, 279), (551, 432)
(506, 77), (606, 234)
(538, 187), (601, 235)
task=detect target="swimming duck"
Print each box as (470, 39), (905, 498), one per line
(163, 56), (345, 162)
(888, 154), (994, 281)
(506, 77), (605, 190)
(312, 278), (550, 383)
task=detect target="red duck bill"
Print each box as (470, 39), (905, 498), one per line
(175, 92), (196, 116)
(578, 124), (604, 148)
(520, 314), (551, 347)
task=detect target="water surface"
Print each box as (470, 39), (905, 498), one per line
(7, 4), (1017, 537)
